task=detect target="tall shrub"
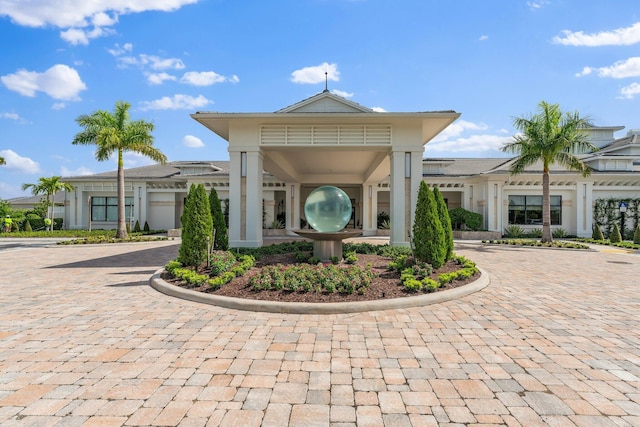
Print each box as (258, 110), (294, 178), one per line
(179, 184), (213, 267)
(634, 224), (640, 245)
(209, 188), (228, 250)
(609, 223), (622, 243)
(412, 181), (446, 269)
(433, 186), (453, 261)
(592, 223), (604, 241)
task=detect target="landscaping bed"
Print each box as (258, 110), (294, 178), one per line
(162, 250), (479, 304)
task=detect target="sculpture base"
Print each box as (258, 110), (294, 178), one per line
(293, 230), (362, 262)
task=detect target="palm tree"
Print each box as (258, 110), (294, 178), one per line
(22, 176), (75, 231)
(72, 101), (167, 238)
(502, 101), (596, 243)
(0, 156), (5, 165)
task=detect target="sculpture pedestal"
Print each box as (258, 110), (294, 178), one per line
(293, 230), (362, 262)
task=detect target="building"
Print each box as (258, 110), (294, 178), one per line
(21, 93), (640, 244)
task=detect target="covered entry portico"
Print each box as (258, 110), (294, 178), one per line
(192, 92), (459, 247)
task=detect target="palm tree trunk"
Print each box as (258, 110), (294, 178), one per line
(116, 149), (128, 239)
(49, 192), (54, 231)
(542, 169), (553, 243)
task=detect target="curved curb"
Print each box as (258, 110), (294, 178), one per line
(149, 268), (490, 314)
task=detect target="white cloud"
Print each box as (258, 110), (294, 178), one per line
(291, 62), (340, 84)
(182, 135), (204, 148)
(553, 22), (640, 47)
(180, 71), (228, 86)
(0, 149), (40, 174)
(52, 102), (66, 110)
(60, 165), (93, 176)
(426, 134), (513, 154)
(575, 66), (593, 77)
(118, 54), (185, 70)
(0, 0), (197, 44)
(108, 42), (133, 56)
(619, 82), (640, 99)
(577, 57), (640, 79)
(331, 89), (353, 98)
(1, 112), (20, 120)
(479, 35), (488, 41)
(147, 72), (176, 85)
(60, 25), (114, 45)
(122, 152), (159, 168)
(1, 64), (87, 101)
(426, 120), (512, 155)
(371, 107), (386, 113)
(527, 0), (549, 10)
(139, 94), (212, 110)
(431, 120), (489, 143)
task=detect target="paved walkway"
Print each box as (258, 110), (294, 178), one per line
(0, 240), (639, 426)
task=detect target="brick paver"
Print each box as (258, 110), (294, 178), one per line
(0, 239), (639, 425)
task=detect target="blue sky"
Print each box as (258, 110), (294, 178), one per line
(1, 0), (640, 199)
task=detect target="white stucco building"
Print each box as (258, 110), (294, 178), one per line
(22, 93), (640, 244)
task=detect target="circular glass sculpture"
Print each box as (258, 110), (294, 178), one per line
(304, 185), (352, 232)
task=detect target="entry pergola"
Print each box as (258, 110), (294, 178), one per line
(192, 91), (459, 247)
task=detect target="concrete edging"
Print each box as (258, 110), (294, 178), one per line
(149, 268), (490, 314)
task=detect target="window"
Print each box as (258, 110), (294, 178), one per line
(508, 195), (561, 225)
(91, 197), (133, 222)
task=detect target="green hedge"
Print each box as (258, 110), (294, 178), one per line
(449, 207), (483, 231)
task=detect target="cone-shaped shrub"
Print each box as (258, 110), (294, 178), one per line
(609, 223), (622, 243)
(433, 186), (453, 261)
(143, 221), (150, 232)
(179, 184), (213, 267)
(633, 224), (640, 245)
(133, 220), (141, 233)
(592, 223), (604, 240)
(24, 220), (32, 232)
(209, 187), (228, 250)
(413, 181), (446, 269)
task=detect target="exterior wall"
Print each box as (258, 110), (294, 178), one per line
(502, 186), (579, 236)
(439, 191), (462, 209)
(148, 192), (177, 231)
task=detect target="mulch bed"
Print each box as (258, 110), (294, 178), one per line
(161, 253), (479, 304)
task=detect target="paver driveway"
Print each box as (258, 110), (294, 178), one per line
(0, 240), (639, 426)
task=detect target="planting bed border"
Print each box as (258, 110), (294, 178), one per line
(149, 268), (489, 314)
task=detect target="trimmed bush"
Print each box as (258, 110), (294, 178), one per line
(24, 220), (32, 232)
(133, 220), (141, 233)
(448, 207), (482, 231)
(179, 184), (213, 267)
(634, 224), (640, 245)
(610, 223), (622, 243)
(209, 188), (228, 250)
(412, 182), (446, 269)
(592, 224), (604, 240)
(433, 187), (453, 261)
(143, 221), (150, 232)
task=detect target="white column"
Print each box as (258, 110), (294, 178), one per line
(228, 151), (242, 246)
(287, 183), (300, 232)
(389, 151), (407, 246)
(244, 150), (263, 247)
(577, 181), (593, 237)
(487, 182), (500, 232)
(362, 183), (377, 236)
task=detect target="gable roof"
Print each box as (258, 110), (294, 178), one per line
(276, 91), (374, 113)
(62, 161), (231, 181)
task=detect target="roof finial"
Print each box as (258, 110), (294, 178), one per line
(323, 71), (329, 93)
